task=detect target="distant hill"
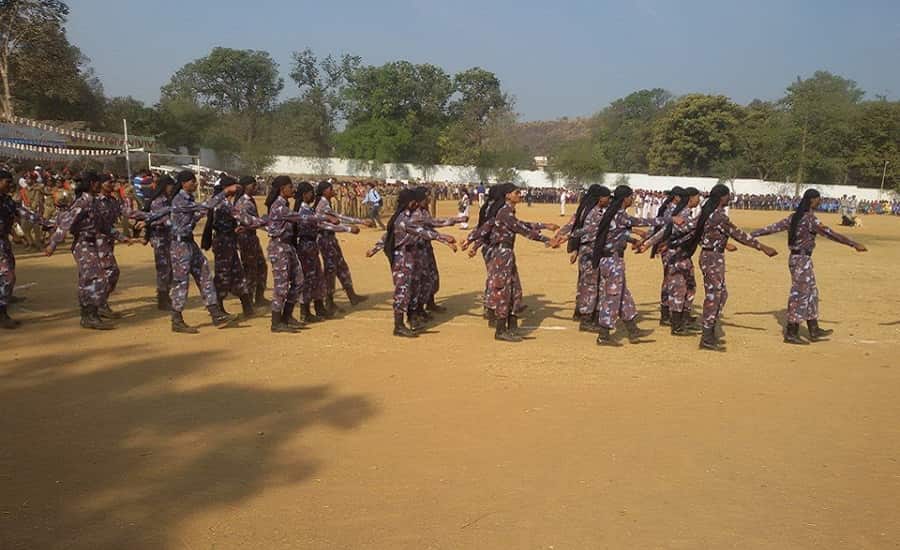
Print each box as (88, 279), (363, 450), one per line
(510, 117), (594, 157)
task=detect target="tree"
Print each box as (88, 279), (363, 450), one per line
(782, 71), (864, 185)
(0, 0), (69, 118)
(439, 67), (514, 168)
(846, 99), (900, 188)
(594, 88), (673, 172)
(287, 49), (361, 156)
(100, 96), (157, 136)
(162, 47), (283, 143)
(153, 96), (216, 153)
(648, 94), (743, 176)
(548, 137), (607, 184)
(734, 100), (792, 180)
(338, 61), (453, 164)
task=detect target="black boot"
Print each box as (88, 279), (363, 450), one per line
(596, 326), (620, 346)
(699, 327), (721, 351)
(299, 303), (319, 323)
(507, 315), (524, 342)
(783, 322), (808, 345)
(314, 299), (331, 320)
(271, 310), (297, 333)
(408, 310), (426, 331)
(255, 286), (270, 308)
(239, 294), (255, 319)
(572, 308), (581, 321)
(393, 312), (418, 337)
(486, 309), (497, 327)
(624, 319), (652, 343)
(157, 291), (170, 311)
(81, 305), (115, 330)
(494, 316), (520, 342)
(282, 302), (304, 329)
(427, 298), (447, 313)
(208, 304), (239, 328)
(346, 286), (368, 306)
(0, 305), (21, 329)
(807, 320), (833, 342)
(171, 311), (199, 334)
(671, 311), (700, 336)
(325, 294), (343, 315)
(579, 312), (600, 333)
(217, 299), (232, 317)
(98, 302), (123, 319)
(659, 306), (671, 326)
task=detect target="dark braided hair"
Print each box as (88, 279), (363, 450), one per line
(789, 189), (820, 247)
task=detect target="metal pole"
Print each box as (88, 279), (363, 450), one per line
(880, 160), (889, 197)
(123, 119), (132, 182)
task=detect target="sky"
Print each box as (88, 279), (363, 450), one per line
(67, 0), (900, 121)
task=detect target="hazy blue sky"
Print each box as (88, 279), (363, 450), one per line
(67, 0), (900, 121)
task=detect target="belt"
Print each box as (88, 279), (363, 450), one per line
(702, 247), (725, 253)
(790, 249), (812, 256)
(496, 243), (514, 250)
(601, 251), (624, 259)
(173, 234), (195, 243)
(75, 234), (97, 243)
(296, 235), (316, 243)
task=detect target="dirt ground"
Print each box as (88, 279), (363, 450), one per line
(2, 202), (898, 549)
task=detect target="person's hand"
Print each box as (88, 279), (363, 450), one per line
(761, 244), (778, 257)
(854, 243), (867, 252)
(460, 240), (470, 251)
(365, 248), (377, 258)
(44, 245), (53, 257)
(632, 228), (648, 238)
(635, 243), (648, 254)
(725, 243), (737, 252)
(569, 251), (578, 264)
(235, 226), (247, 234)
(350, 226), (360, 234)
(447, 242), (458, 253)
(141, 239), (150, 246)
(467, 248), (478, 258)
(544, 223), (560, 231)
(123, 238), (134, 246)
(363, 219), (376, 228)
(441, 235), (457, 244)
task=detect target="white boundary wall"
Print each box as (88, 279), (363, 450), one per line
(270, 155), (894, 200)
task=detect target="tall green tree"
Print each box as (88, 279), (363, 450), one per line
(734, 100), (792, 181)
(548, 137), (607, 184)
(162, 47), (283, 143)
(594, 88), (672, 172)
(287, 49), (361, 156)
(846, 99), (900, 189)
(439, 67), (512, 166)
(648, 94), (743, 176)
(782, 71), (864, 185)
(337, 60), (453, 164)
(0, 0), (69, 118)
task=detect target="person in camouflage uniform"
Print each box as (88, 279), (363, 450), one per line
(467, 183), (558, 342)
(751, 189), (866, 344)
(261, 176), (345, 333)
(551, 184), (612, 331)
(167, 170), (240, 334)
(201, 176), (259, 319)
(46, 172), (115, 330)
(638, 188), (702, 336)
(462, 185), (506, 323)
(235, 176), (269, 307)
(0, 170), (49, 328)
(670, 184), (778, 350)
(408, 186), (467, 324)
(367, 188), (458, 337)
(144, 175), (176, 310)
(645, 187), (683, 326)
(293, 181), (357, 323)
(314, 181), (374, 313)
(591, 185), (677, 346)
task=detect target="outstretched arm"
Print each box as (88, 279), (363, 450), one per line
(750, 216), (790, 238)
(813, 218), (866, 251)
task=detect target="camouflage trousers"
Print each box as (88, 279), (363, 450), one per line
(411, 244), (437, 310)
(666, 254), (696, 313)
(72, 237), (108, 307)
(318, 233), (353, 296)
(97, 237), (119, 297)
(659, 252), (671, 307)
(787, 254), (818, 323)
(150, 235), (172, 294)
(169, 240), (218, 313)
(699, 250), (727, 330)
(267, 240), (302, 314)
(423, 243), (440, 302)
(0, 239), (15, 307)
(596, 256), (637, 328)
(391, 248), (417, 314)
(237, 231), (267, 297)
(486, 246), (523, 319)
(481, 246), (492, 313)
(297, 238), (326, 305)
(212, 234), (248, 299)
(576, 244), (600, 316)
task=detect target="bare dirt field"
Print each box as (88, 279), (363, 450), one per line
(2, 202), (898, 549)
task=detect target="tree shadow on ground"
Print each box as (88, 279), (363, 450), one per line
(0, 344), (377, 550)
